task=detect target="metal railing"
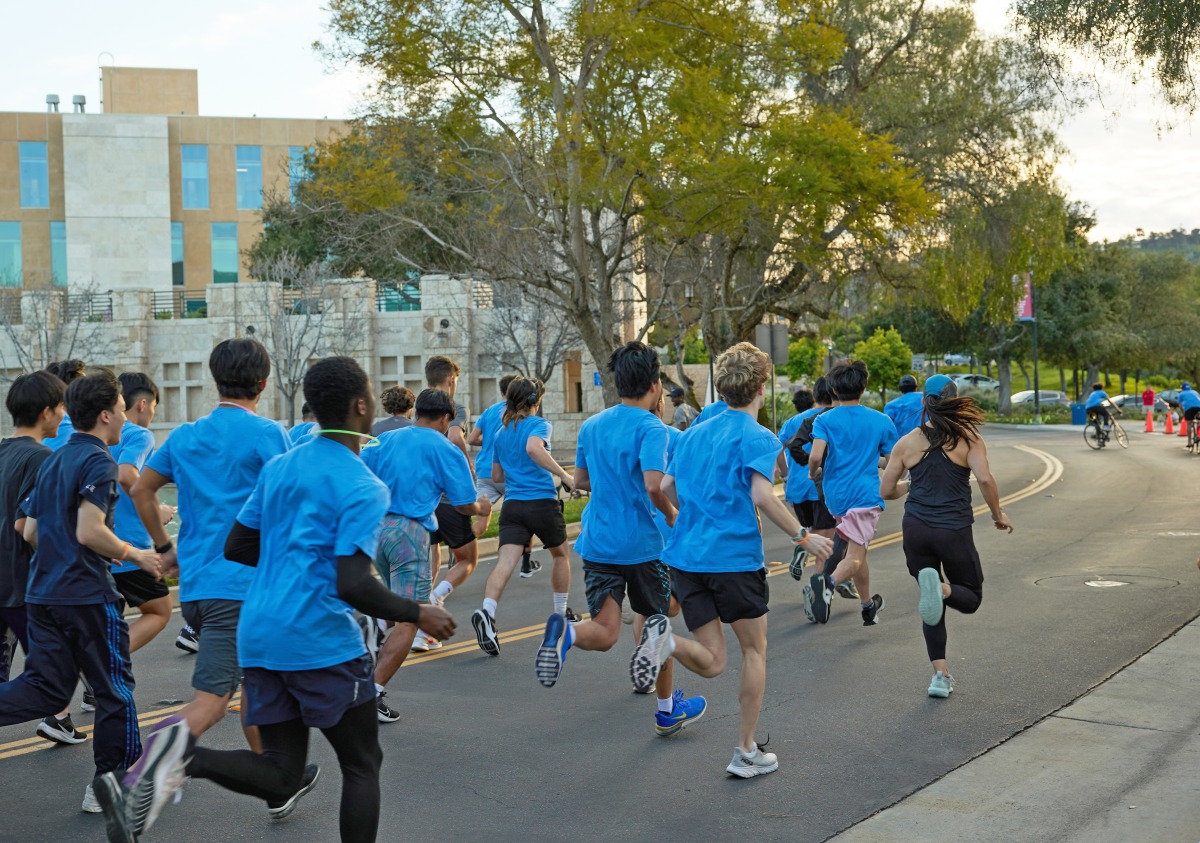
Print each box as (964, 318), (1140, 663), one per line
(152, 290), (208, 319)
(374, 278), (421, 312)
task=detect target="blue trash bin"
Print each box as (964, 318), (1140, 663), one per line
(1070, 403), (1086, 425)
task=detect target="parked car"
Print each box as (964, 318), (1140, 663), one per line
(952, 374), (1000, 391)
(1010, 390), (1070, 407)
(1157, 389), (1181, 406)
(943, 353), (972, 366)
(1109, 393), (1169, 413)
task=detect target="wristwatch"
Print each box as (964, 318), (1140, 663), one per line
(792, 527), (809, 544)
(155, 540), (174, 554)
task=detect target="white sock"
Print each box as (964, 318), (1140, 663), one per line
(482, 597), (498, 618)
(374, 683), (385, 696)
(432, 581), (453, 601)
(564, 623), (576, 648)
(666, 633), (676, 657)
(553, 593), (568, 615)
(657, 696), (673, 713)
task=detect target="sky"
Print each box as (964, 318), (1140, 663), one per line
(0, 0), (1195, 242)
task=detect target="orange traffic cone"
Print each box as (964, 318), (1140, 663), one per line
(1165, 412), (1175, 434)
(1145, 410), (1155, 432)
(1179, 417), (1189, 437)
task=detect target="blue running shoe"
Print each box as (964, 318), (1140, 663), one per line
(655, 690), (707, 737)
(917, 568), (944, 626)
(535, 613), (571, 687)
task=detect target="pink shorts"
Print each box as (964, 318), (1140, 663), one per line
(834, 506), (883, 548)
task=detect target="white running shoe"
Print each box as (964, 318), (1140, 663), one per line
(411, 631), (442, 652)
(81, 783), (102, 813)
(927, 671), (954, 698)
(726, 745), (779, 778)
(629, 614), (672, 693)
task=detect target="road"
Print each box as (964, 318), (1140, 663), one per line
(1, 425), (1197, 842)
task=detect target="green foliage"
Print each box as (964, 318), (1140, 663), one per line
(1148, 374), (1171, 389)
(784, 337), (823, 382)
(853, 327), (913, 401)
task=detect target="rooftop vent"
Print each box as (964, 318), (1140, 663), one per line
(46, 94), (60, 113)
(72, 94), (86, 113)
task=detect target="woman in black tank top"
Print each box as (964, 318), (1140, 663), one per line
(880, 375), (1013, 700)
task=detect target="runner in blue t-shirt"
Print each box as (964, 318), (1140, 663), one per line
(42, 359), (86, 451)
(806, 361), (898, 627)
(884, 375), (924, 437)
(104, 357), (457, 842)
(632, 342), (832, 779)
(533, 343), (707, 734)
(130, 338), (290, 766)
(288, 402), (318, 443)
(471, 378), (577, 656)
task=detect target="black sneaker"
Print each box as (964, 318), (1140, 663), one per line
(175, 625), (199, 654)
(862, 594), (884, 626)
(789, 545), (808, 580)
(519, 551), (539, 578)
(809, 573), (833, 624)
(92, 772), (135, 843)
(472, 609), (500, 656)
(81, 689), (96, 713)
(268, 764), (320, 819)
(37, 713), (87, 745)
(376, 692), (400, 723)
(564, 607), (583, 623)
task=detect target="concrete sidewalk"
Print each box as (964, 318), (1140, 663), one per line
(831, 615), (1200, 843)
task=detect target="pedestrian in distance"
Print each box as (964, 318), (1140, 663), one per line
(668, 386), (699, 431)
(880, 374), (1013, 698)
(288, 402), (318, 443)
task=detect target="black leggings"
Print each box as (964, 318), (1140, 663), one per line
(902, 516), (983, 662)
(186, 699), (382, 842)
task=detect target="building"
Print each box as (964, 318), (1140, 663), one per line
(0, 66), (345, 297)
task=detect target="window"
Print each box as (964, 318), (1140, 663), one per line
(51, 222), (67, 287)
(19, 142), (49, 208)
(211, 223), (239, 284)
(181, 145), (209, 209)
(236, 146), (263, 210)
(171, 222), (185, 286)
(0, 223), (21, 287)
(288, 146), (308, 200)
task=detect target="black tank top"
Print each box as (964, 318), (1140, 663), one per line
(905, 441), (974, 530)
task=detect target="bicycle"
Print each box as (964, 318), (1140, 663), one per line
(1084, 403), (1128, 450)
(1188, 413), (1200, 455)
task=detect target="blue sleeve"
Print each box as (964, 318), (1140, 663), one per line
(80, 454), (119, 512)
(335, 481), (389, 559)
(638, 420), (668, 474)
(811, 412), (829, 442)
(574, 424), (588, 472)
(744, 431), (781, 481)
(116, 427), (155, 470)
(238, 476), (265, 531)
(529, 416), (551, 444)
(146, 433), (175, 480)
(256, 423), (292, 467)
(442, 445), (478, 506)
(879, 416), (899, 455)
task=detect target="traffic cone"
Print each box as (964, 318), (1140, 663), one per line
(1145, 410), (1155, 432)
(1165, 412), (1174, 434)
(1179, 417), (1189, 437)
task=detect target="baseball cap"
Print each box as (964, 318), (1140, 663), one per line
(924, 374), (957, 398)
(899, 375), (917, 390)
(1183, 382), (1192, 391)
(668, 386), (685, 398)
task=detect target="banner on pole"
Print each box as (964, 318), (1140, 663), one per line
(1013, 272), (1034, 322)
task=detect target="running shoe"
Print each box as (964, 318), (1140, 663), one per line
(535, 613), (571, 687)
(801, 583), (817, 624)
(267, 764), (320, 819)
(862, 594), (884, 626)
(726, 744), (779, 778)
(809, 574), (833, 624)
(92, 772), (134, 843)
(358, 615), (386, 666)
(82, 783), (102, 813)
(917, 568), (945, 626)
(376, 692), (400, 723)
(122, 714), (191, 835)
(655, 690), (707, 737)
(789, 545), (808, 580)
(564, 607), (583, 623)
(472, 609), (500, 656)
(927, 671), (953, 699)
(835, 580), (860, 600)
(81, 689), (96, 713)
(519, 551), (541, 578)
(630, 613), (672, 693)
(175, 625), (199, 654)
(38, 714), (87, 745)
(411, 630), (443, 652)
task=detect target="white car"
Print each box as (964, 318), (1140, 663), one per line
(1010, 390), (1070, 407)
(943, 353), (972, 366)
(951, 374), (999, 391)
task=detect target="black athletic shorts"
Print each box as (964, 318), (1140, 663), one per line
(583, 559), (671, 618)
(430, 501), (476, 549)
(112, 568), (170, 608)
(669, 567), (769, 630)
(1185, 407), (1200, 423)
(793, 499), (836, 531)
(498, 498), (566, 549)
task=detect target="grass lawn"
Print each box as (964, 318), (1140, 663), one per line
(477, 496), (589, 540)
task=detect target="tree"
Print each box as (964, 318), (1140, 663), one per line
(853, 327), (913, 404)
(783, 337), (823, 383)
(470, 280), (581, 383)
(0, 279), (116, 380)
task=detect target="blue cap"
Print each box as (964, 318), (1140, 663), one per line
(924, 374), (957, 397)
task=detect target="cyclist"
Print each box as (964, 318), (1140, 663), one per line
(1170, 382), (1200, 430)
(1084, 382), (1113, 430)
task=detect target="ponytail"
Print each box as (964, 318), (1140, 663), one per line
(502, 377), (545, 427)
(922, 394), (985, 453)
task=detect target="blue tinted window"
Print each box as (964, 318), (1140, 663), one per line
(288, 146), (308, 200)
(0, 223), (21, 288)
(212, 223), (239, 284)
(182, 145), (209, 209)
(236, 146), (263, 210)
(19, 142), (49, 208)
(171, 222), (185, 286)
(51, 222), (67, 287)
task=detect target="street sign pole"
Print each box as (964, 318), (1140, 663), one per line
(1030, 270), (1041, 424)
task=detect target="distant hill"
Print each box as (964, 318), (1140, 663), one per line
(1133, 228), (1200, 261)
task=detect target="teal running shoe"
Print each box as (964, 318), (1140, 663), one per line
(927, 671), (953, 698)
(917, 568), (945, 627)
(655, 690), (707, 737)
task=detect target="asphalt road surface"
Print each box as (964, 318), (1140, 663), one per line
(1, 424), (1197, 842)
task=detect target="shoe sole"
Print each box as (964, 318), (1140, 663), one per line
(268, 765), (321, 820)
(471, 611), (500, 656)
(917, 568), (944, 626)
(655, 699), (707, 737)
(93, 772), (135, 843)
(37, 721), (87, 745)
(789, 546), (808, 580)
(835, 583), (859, 600)
(927, 684), (951, 699)
(535, 614), (567, 688)
(809, 574), (832, 624)
(801, 584), (817, 623)
(80, 703), (96, 713)
(726, 759), (779, 778)
(630, 614), (670, 693)
(175, 638), (199, 654)
(124, 719), (191, 835)
(863, 596), (885, 626)
(376, 707), (401, 724)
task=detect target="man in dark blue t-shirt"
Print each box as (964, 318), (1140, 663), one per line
(0, 370), (162, 813)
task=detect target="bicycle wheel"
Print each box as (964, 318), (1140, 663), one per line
(1114, 422), (1128, 448)
(1083, 423), (1103, 450)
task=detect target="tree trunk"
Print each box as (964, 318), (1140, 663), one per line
(1016, 359), (1031, 390)
(1059, 367), (1067, 393)
(572, 306), (620, 407)
(1119, 369), (1128, 395)
(997, 352), (1013, 415)
(1086, 363), (1100, 389)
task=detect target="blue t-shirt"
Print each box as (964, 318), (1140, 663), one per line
(811, 405), (897, 516)
(109, 421), (156, 572)
(1178, 389), (1200, 411)
(574, 405), (669, 564)
(473, 401), (505, 479)
(23, 432), (120, 605)
(44, 414), (75, 452)
(779, 409), (819, 504)
(694, 400), (728, 427)
(288, 421), (317, 443)
(493, 416), (557, 501)
(884, 391), (924, 437)
(663, 410), (779, 573)
(237, 436), (389, 671)
(652, 425), (682, 540)
(147, 406), (291, 602)
(363, 425), (477, 530)
(1084, 390), (1109, 409)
